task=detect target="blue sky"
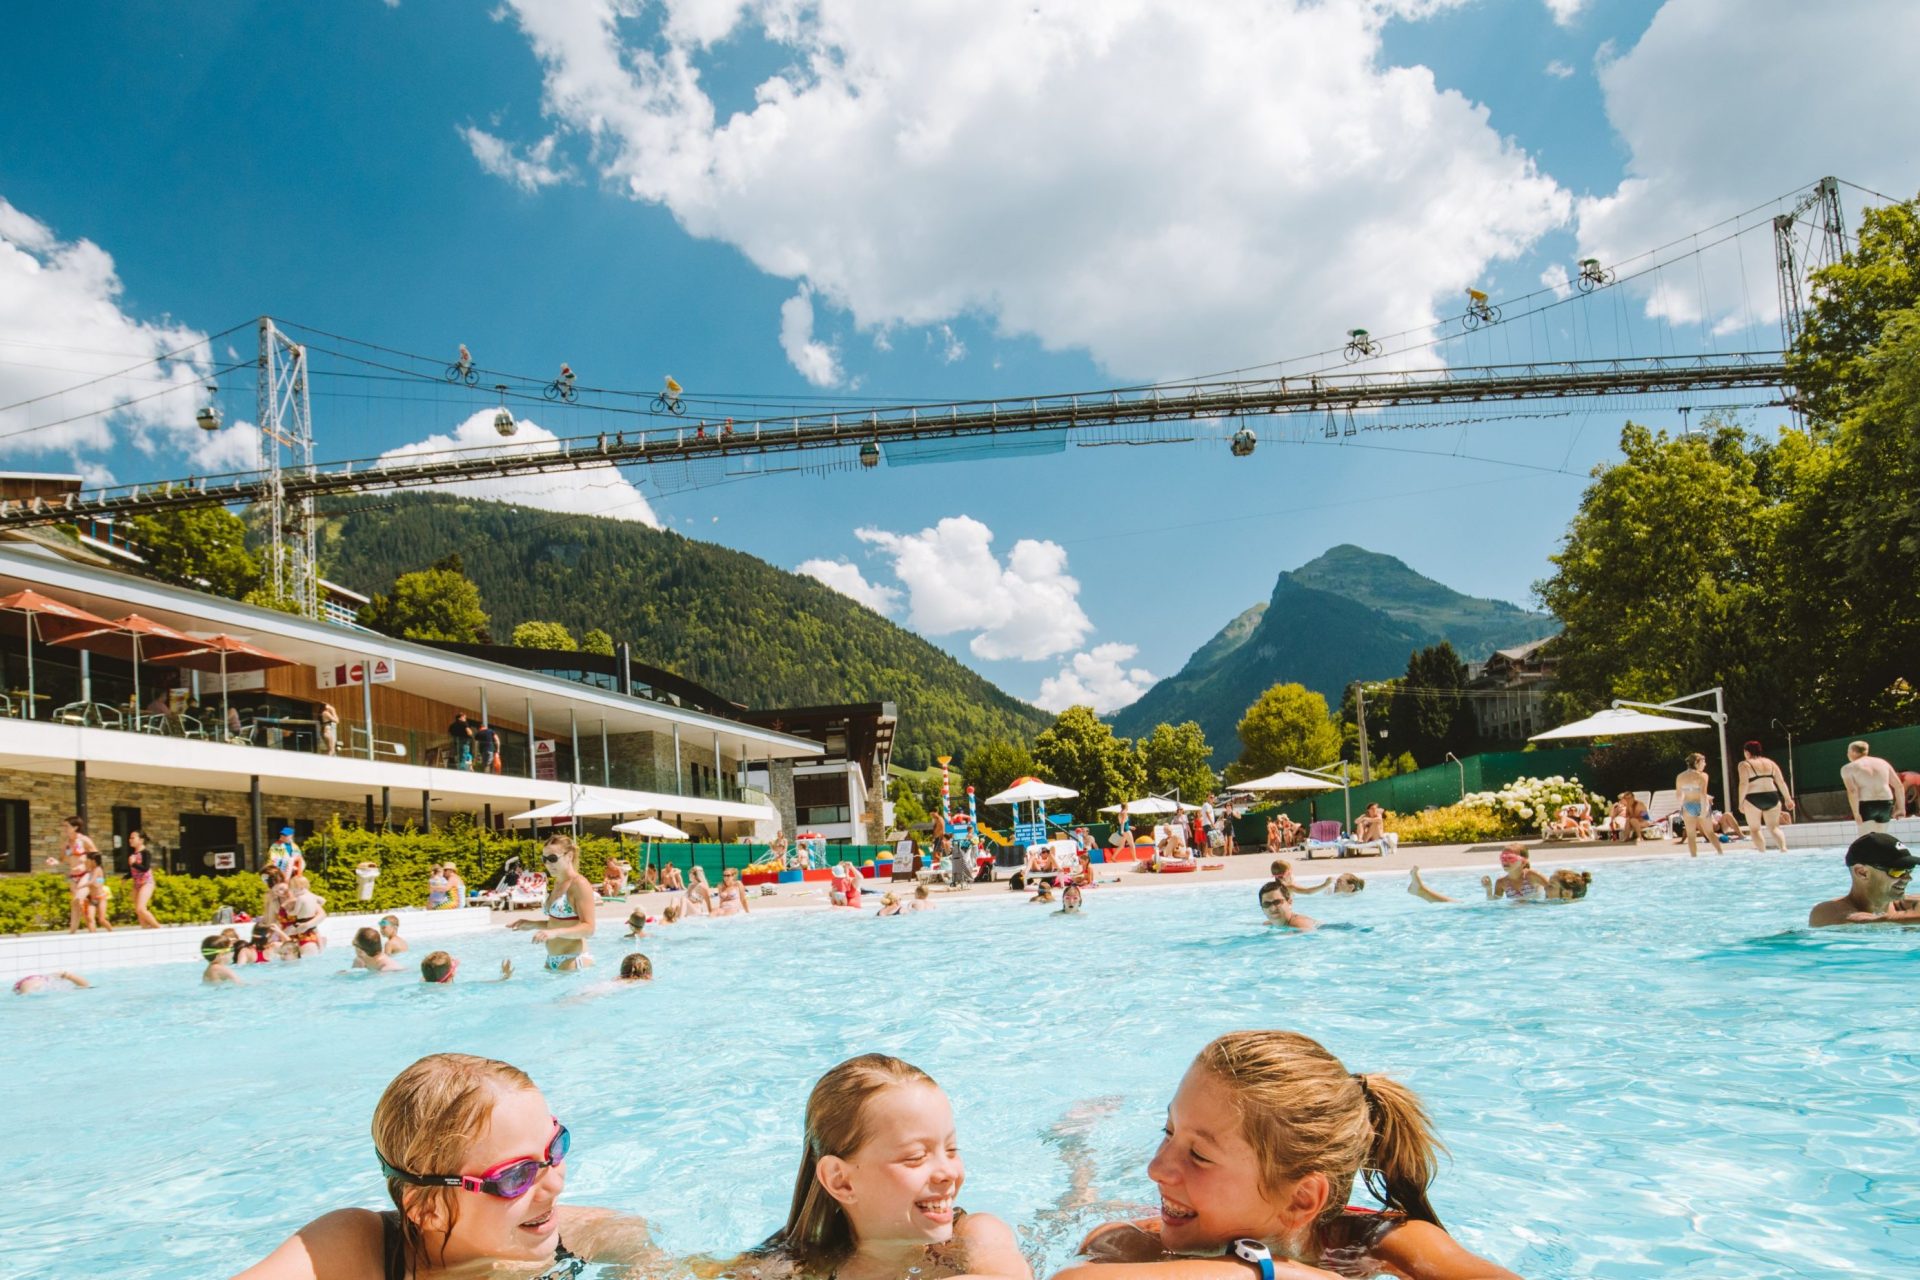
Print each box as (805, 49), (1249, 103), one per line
(1, 0), (1912, 717)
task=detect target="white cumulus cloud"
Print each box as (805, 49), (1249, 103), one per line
(376, 407), (660, 525)
(1035, 642), (1156, 714)
(1576, 0), (1919, 335)
(778, 285), (842, 386)
(0, 195), (227, 472)
(460, 126), (575, 192)
(854, 515), (1091, 661)
(1543, 59), (1574, 79)
(492, 0), (1569, 379)
(1543, 0), (1586, 26)
(796, 557), (902, 613)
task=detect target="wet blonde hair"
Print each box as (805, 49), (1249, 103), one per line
(771, 1054), (939, 1267)
(1196, 1031), (1445, 1229)
(372, 1053), (538, 1268)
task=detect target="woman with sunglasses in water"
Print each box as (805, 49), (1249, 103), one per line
(233, 1053), (650, 1279)
(506, 835), (598, 971)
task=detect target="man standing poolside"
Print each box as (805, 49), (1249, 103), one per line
(1840, 740), (1906, 832)
(1809, 832), (1920, 927)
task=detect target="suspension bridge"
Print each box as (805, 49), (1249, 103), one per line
(0, 174), (1891, 615)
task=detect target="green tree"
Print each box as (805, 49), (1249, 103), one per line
(1031, 706), (1146, 815)
(1227, 682), (1341, 784)
(888, 776), (930, 830)
(360, 554), (490, 642)
(129, 505), (261, 598)
(961, 738), (1039, 815)
(1140, 721), (1216, 804)
(582, 628), (616, 656)
(1389, 642), (1475, 768)
(1789, 194), (1920, 427)
(511, 620), (578, 650)
(1339, 679), (1396, 769)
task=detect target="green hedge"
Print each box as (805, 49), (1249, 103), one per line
(0, 871), (265, 935)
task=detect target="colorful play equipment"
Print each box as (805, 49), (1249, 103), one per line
(983, 776), (1079, 870)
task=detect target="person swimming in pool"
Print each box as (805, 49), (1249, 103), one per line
(232, 1052), (653, 1280)
(740, 1053), (1031, 1280)
(12, 970), (89, 995)
(1063, 1031), (1519, 1280)
(351, 927), (402, 972)
(1291, 872), (1365, 895)
(1809, 832), (1920, 927)
(1675, 754), (1720, 857)
(1545, 869), (1592, 901)
(506, 834), (597, 971)
(1481, 847), (1549, 902)
(1257, 868), (1317, 932)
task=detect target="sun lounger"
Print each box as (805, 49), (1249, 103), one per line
(1302, 820), (1348, 859)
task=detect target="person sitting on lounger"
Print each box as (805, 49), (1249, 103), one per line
(1546, 802), (1594, 840)
(1353, 803), (1398, 854)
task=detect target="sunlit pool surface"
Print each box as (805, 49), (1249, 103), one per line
(11, 849), (1919, 1278)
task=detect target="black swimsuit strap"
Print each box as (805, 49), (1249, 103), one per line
(379, 1211), (410, 1280)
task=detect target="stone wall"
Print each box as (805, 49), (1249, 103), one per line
(768, 758), (796, 840)
(0, 768), (417, 873)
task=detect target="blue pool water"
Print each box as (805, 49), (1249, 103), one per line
(9, 849), (1918, 1278)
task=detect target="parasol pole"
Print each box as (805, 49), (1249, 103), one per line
(24, 616), (35, 721)
(220, 650), (231, 742)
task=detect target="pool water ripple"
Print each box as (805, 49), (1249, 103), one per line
(8, 848), (1917, 1277)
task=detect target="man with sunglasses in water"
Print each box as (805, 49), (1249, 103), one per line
(1809, 832), (1920, 927)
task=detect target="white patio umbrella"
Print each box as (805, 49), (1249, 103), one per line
(1528, 707), (1707, 740)
(612, 817), (688, 839)
(1098, 796), (1198, 814)
(1226, 769), (1340, 793)
(983, 776), (1079, 805)
(613, 816), (689, 876)
(505, 787), (637, 825)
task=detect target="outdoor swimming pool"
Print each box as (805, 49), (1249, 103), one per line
(10, 848), (1917, 1278)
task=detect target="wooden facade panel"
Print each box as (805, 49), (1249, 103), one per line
(260, 666), (524, 736)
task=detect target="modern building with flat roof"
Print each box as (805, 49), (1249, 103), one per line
(0, 542), (822, 875)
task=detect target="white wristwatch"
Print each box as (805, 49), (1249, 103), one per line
(1230, 1239), (1275, 1280)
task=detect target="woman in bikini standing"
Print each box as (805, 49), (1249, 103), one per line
(1738, 739), (1795, 854)
(1675, 754), (1720, 857)
(506, 834), (598, 971)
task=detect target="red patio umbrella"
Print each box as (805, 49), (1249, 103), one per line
(168, 634), (298, 739)
(0, 589), (117, 720)
(49, 614), (211, 723)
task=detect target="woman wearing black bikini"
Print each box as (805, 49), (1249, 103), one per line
(1737, 739), (1795, 854)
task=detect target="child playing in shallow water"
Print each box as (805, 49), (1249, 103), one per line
(1061, 1031), (1517, 1280)
(748, 1053), (1031, 1280)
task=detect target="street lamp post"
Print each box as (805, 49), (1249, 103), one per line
(1771, 717), (1795, 798)
(1444, 751), (1465, 801)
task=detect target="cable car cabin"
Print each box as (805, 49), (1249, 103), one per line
(1230, 427), (1257, 457)
(859, 441), (881, 468)
(196, 406), (223, 432)
(493, 408), (518, 437)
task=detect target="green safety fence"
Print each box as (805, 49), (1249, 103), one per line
(1785, 724), (1920, 797)
(1234, 747), (1593, 834)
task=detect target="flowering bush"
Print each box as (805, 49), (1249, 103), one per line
(1461, 775), (1606, 837)
(1382, 804), (1515, 846)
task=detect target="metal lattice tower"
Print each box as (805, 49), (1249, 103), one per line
(1773, 176), (1847, 351)
(257, 317), (318, 617)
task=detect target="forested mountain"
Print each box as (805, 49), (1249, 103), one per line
(318, 495), (1047, 766)
(1112, 546), (1556, 760)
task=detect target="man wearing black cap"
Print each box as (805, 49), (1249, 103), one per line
(1809, 832), (1920, 926)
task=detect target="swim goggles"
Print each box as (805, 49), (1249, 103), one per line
(378, 1118), (569, 1198)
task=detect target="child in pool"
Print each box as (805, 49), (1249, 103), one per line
(747, 1053), (1031, 1280)
(351, 927), (402, 972)
(202, 935), (241, 985)
(1058, 883), (1084, 914)
(232, 1052), (653, 1279)
(1061, 1031), (1518, 1280)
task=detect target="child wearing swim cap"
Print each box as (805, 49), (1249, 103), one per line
(1067, 1031), (1517, 1280)
(750, 1054), (1031, 1280)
